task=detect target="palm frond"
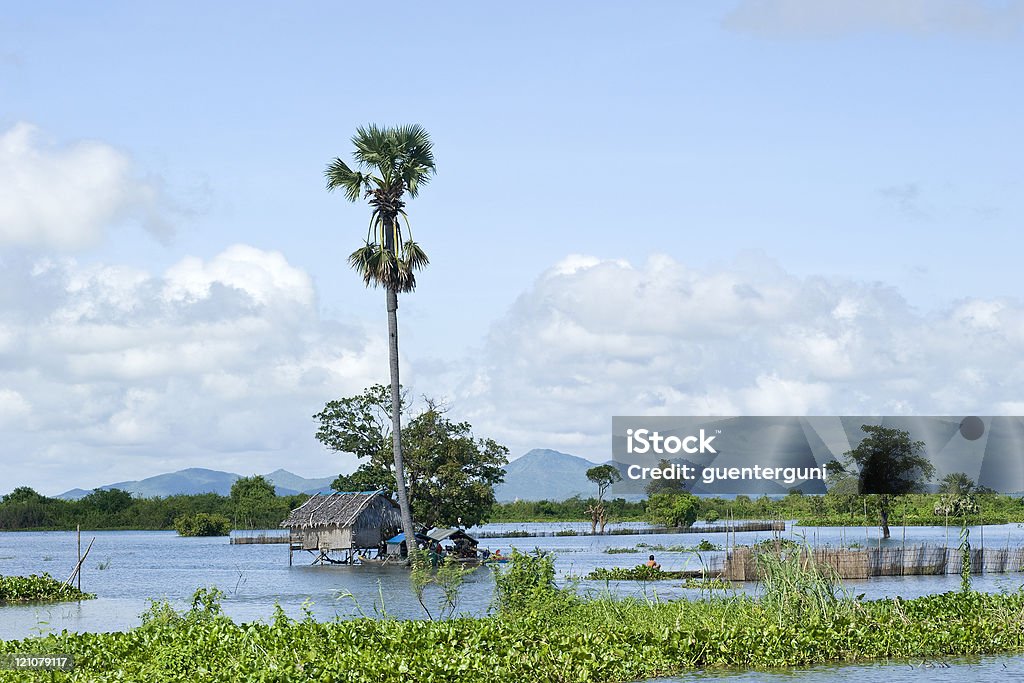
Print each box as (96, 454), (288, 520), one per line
(352, 124), (394, 182)
(324, 158), (368, 202)
(348, 244), (378, 287)
(401, 240), (429, 271)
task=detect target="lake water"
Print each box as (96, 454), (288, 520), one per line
(3, 522), (1024, 680)
(658, 654), (1024, 682)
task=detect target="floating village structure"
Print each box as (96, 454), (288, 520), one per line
(281, 491), (401, 565)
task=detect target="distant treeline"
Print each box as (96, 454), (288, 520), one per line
(0, 479), (308, 531)
(490, 491), (1024, 526)
(6, 485), (1024, 532)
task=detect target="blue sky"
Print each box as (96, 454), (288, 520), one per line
(1, 1), (1022, 494)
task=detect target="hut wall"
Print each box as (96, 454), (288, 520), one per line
(298, 527), (352, 551)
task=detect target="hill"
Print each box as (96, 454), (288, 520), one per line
(494, 449), (603, 502)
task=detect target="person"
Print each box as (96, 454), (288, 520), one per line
(645, 554), (660, 570)
(492, 549), (503, 560)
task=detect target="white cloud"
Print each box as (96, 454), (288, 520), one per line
(0, 388), (31, 426)
(0, 246), (385, 493)
(0, 123), (170, 250)
(724, 0), (1024, 38)
(6, 246), (1024, 493)
(463, 253), (1024, 461)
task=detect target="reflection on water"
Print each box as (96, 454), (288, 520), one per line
(1, 521), (1023, 642)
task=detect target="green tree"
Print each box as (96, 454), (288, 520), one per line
(230, 475), (276, 529)
(1, 487), (44, 505)
(316, 389), (507, 528)
(317, 384), (405, 493)
(646, 492), (699, 528)
(82, 488), (133, 515)
(325, 124), (436, 556)
(403, 403), (507, 528)
(586, 465), (621, 502)
(585, 465), (622, 534)
(842, 425), (934, 538)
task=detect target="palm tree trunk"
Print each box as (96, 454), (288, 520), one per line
(387, 285), (416, 556)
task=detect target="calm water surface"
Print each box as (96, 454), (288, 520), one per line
(3, 522), (1024, 682)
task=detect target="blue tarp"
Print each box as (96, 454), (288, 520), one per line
(386, 532), (429, 544)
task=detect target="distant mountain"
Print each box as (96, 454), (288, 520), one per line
(264, 469), (336, 495)
(55, 488), (92, 501)
(56, 468), (339, 499)
(494, 448), (603, 502)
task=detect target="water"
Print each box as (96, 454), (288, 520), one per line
(656, 655), (1024, 682)
(1, 522), (1023, 642)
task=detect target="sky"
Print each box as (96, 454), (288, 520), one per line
(1, 1), (1022, 495)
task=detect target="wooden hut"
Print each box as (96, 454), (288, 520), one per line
(281, 491), (400, 565)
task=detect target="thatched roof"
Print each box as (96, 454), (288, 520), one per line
(280, 491), (397, 529)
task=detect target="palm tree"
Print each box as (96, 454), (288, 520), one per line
(325, 124), (435, 556)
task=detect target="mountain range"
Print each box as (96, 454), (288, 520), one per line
(56, 468), (337, 500)
(55, 449), (603, 502)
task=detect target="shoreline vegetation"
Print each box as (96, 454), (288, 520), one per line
(0, 574), (95, 605)
(2, 551), (1024, 681)
(3, 488), (1024, 533)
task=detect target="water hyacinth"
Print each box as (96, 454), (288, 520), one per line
(0, 574), (95, 604)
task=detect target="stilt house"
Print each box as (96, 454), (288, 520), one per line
(281, 491), (400, 564)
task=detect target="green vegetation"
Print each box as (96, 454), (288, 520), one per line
(409, 551), (466, 621)
(173, 513), (231, 537)
(0, 573), (95, 604)
(0, 486), (308, 532)
(315, 385), (508, 528)
(490, 496), (647, 522)
(586, 565), (691, 581)
(5, 552), (1024, 681)
(228, 475), (276, 529)
(604, 540), (722, 554)
(489, 491), (1024, 528)
(646, 492), (700, 528)
(6, 481), (1022, 534)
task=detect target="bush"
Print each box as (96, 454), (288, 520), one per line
(174, 513), (231, 537)
(493, 549), (574, 616)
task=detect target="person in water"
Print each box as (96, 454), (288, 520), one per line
(645, 554), (660, 570)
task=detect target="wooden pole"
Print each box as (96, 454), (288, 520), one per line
(901, 506), (906, 576)
(63, 537), (95, 589)
(77, 525), (81, 592)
